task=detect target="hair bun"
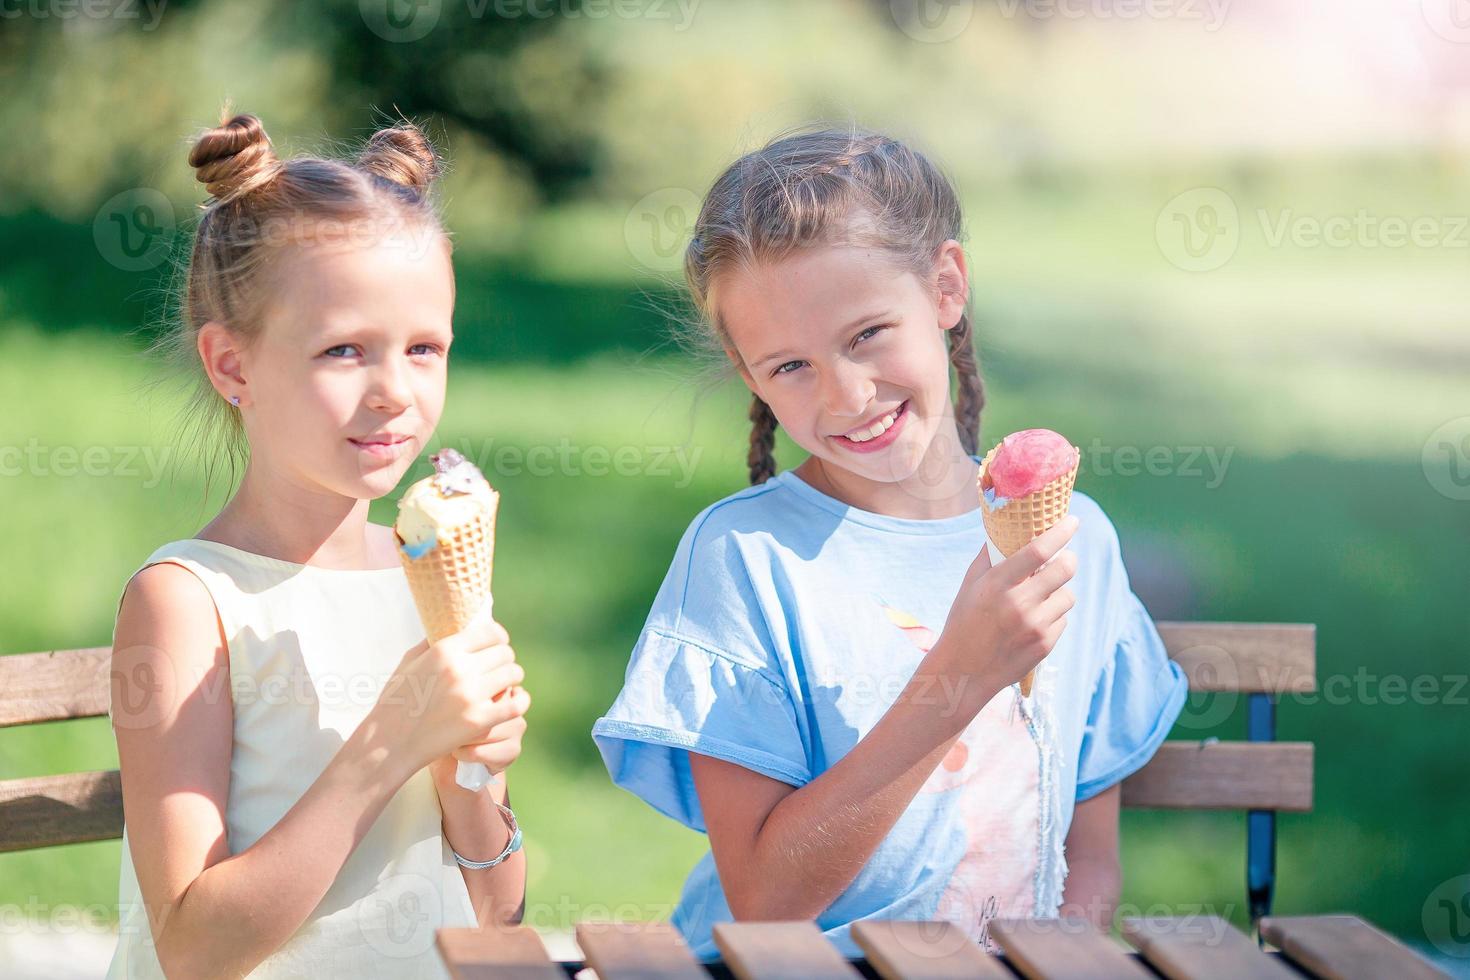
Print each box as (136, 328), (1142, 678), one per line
(358, 124), (441, 192)
(189, 113), (281, 203)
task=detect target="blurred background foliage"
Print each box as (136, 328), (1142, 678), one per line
(1, 0), (1468, 968)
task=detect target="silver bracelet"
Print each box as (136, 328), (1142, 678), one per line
(451, 802), (522, 870)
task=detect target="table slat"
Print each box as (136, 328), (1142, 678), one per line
(576, 920), (707, 980)
(713, 921), (862, 980)
(852, 920), (1012, 979)
(1259, 915), (1449, 980)
(435, 926), (564, 980)
(989, 917), (1153, 979)
(1121, 916), (1299, 979)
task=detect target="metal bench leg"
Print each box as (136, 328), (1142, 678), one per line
(1247, 692), (1276, 940)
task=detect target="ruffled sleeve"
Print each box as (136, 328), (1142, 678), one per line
(592, 504), (811, 832)
(1073, 520), (1189, 802)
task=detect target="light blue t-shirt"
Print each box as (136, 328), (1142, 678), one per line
(592, 469), (1187, 960)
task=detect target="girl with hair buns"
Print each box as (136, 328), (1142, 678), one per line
(593, 129), (1187, 958)
(106, 110), (531, 979)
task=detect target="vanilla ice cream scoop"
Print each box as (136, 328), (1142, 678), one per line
(396, 449), (499, 558)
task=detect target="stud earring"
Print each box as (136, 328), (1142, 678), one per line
(229, 395), (241, 407)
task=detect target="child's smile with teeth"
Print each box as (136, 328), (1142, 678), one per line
(840, 401), (907, 444)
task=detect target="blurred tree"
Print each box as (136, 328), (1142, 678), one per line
(0, 0), (607, 208)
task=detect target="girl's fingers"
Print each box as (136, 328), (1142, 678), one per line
(472, 678), (530, 728)
(451, 739), (522, 767)
(1032, 587), (1076, 627)
(439, 617), (509, 656)
(1039, 616), (1069, 651)
(963, 544), (993, 584)
(1018, 547), (1078, 603)
(993, 515), (1079, 587)
(461, 715), (528, 749)
(468, 643), (515, 673)
(480, 661), (525, 696)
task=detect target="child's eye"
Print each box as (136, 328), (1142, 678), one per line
(408, 343), (443, 357)
(854, 324), (888, 346)
(772, 360), (806, 377)
(323, 344), (360, 358)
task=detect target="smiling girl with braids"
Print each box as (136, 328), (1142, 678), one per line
(594, 129), (1186, 958)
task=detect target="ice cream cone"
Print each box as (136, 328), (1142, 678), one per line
(398, 503), (497, 642)
(395, 449), (502, 792)
(978, 441), (1079, 697)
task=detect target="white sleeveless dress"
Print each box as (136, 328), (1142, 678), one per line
(106, 539), (477, 979)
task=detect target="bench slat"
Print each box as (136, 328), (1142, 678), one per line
(1156, 623), (1316, 693)
(0, 770), (123, 852)
(990, 917), (1153, 979)
(713, 922), (861, 980)
(1122, 742), (1314, 811)
(435, 926), (564, 980)
(852, 920), (1011, 979)
(0, 648), (111, 727)
(1121, 916), (1298, 979)
(575, 921), (706, 979)
(1259, 915), (1449, 980)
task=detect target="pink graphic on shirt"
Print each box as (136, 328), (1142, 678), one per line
(882, 605), (1042, 953)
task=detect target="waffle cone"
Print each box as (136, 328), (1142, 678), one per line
(398, 503), (498, 643)
(978, 444), (1079, 697)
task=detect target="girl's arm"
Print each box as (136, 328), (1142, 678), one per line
(113, 563), (423, 979)
(430, 757), (527, 925)
(689, 522), (1079, 922)
(690, 684), (976, 922)
(1059, 783), (1122, 928)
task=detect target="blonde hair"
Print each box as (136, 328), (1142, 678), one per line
(683, 128), (985, 484)
(153, 110), (447, 496)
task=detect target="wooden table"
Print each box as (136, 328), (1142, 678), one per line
(437, 913), (1450, 979)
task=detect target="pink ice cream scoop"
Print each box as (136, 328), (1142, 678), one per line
(982, 428), (1080, 498)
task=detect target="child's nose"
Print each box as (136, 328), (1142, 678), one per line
(367, 361), (413, 413)
(822, 362), (876, 419)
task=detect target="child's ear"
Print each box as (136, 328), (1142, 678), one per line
(198, 321), (250, 405)
(932, 239), (970, 331)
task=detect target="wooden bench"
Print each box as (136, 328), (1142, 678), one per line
(0, 622), (1316, 916)
(433, 913), (1448, 979)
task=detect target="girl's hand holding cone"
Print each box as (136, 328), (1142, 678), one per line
(929, 515), (1079, 719)
(369, 617), (530, 777)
